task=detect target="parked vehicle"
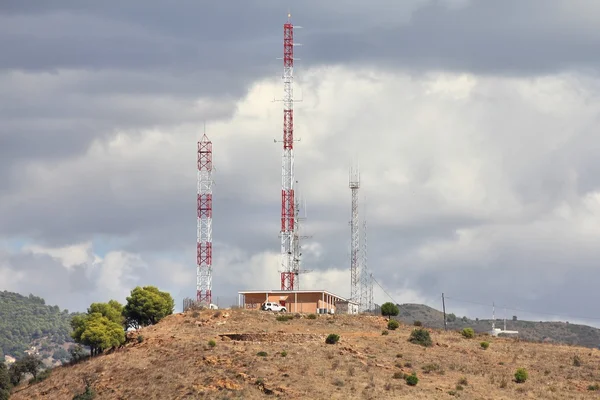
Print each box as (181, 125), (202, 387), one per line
(261, 302), (287, 312)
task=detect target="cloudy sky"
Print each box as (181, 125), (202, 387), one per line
(2, 0), (600, 326)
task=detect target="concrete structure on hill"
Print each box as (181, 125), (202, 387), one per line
(238, 290), (358, 314)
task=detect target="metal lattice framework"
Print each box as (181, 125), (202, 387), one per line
(280, 15), (296, 290)
(349, 166), (360, 304)
(197, 134), (213, 304)
(361, 216), (371, 312)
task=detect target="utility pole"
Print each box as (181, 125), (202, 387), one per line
(442, 293), (447, 331)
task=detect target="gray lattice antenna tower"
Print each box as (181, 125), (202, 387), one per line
(349, 165), (361, 305)
(361, 204), (372, 312)
(292, 186), (312, 289)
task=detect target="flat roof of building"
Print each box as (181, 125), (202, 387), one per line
(238, 289), (359, 304)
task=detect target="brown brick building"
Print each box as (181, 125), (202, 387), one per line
(238, 290), (358, 314)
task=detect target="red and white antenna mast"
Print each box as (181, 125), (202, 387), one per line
(197, 130), (213, 305)
(280, 13), (297, 290)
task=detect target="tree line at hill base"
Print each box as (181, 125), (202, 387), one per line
(0, 286), (174, 399)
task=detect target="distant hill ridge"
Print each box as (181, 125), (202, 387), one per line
(0, 291), (78, 365)
(394, 303), (600, 348)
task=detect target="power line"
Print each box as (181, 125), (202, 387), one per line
(444, 295), (600, 322)
(371, 276), (421, 321)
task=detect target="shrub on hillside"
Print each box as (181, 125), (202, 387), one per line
(326, 334), (340, 344)
(405, 373), (419, 386)
(388, 320), (400, 330)
(256, 351), (268, 357)
(409, 328), (432, 347)
(413, 320), (422, 327)
(573, 355), (582, 367)
(514, 368), (528, 383)
(461, 328), (475, 339)
(480, 341), (490, 350)
(72, 384), (96, 400)
(382, 330), (389, 336)
(307, 314), (317, 319)
(208, 339), (216, 348)
(276, 314), (294, 322)
(588, 384), (600, 391)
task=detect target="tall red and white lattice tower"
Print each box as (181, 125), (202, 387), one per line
(280, 14), (296, 290)
(197, 134), (213, 304)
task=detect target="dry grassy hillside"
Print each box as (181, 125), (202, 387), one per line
(11, 309), (600, 399)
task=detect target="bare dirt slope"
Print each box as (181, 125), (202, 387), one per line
(11, 309), (600, 399)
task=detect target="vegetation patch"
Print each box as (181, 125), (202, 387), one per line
(72, 383), (96, 400)
(461, 328), (475, 339)
(514, 368), (528, 383)
(409, 328), (432, 347)
(405, 373), (419, 386)
(307, 314), (317, 320)
(208, 339), (216, 348)
(381, 302), (399, 320)
(387, 320), (399, 330)
(276, 314), (294, 322)
(480, 341), (489, 350)
(325, 334), (340, 344)
(422, 363), (443, 374)
(256, 351), (268, 357)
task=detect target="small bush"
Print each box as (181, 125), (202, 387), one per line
(213, 311), (222, 318)
(455, 384), (464, 391)
(573, 355), (582, 367)
(29, 368), (51, 384)
(413, 320), (422, 327)
(72, 384), (96, 400)
(256, 351), (268, 357)
(208, 339), (216, 348)
(280, 351), (287, 357)
(458, 377), (468, 386)
(408, 328), (432, 347)
(276, 314), (294, 322)
(191, 311), (200, 318)
(461, 328), (475, 338)
(422, 363), (442, 374)
(325, 334), (340, 344)
(405, 373), (419, 386)
(307, 314), (317, 319)
(137, 335), (144, 343)
(332, 378), (344, 387)
(382, 330), (389, 336)
(588, 384), (600, 391)
(393, 371), (406, 379)
(480, 341), (489, 350)
(388, 320), (400, 330)
(514, 368), (528, 383)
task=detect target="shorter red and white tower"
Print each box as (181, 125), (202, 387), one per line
(197, 134), (213, 304)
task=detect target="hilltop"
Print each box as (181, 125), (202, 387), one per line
(395, 303), (600, 348)
(11, 308), (600, 399)
(0, 291), (78, 365)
